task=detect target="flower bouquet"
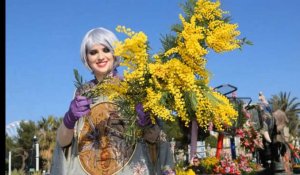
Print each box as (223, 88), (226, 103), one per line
(85, 0), (250, 146)
(236, 121), (263, 153)
(213, 153), (241, 175)
(236, 154), (263, 175)
(212, 153), (262, 175)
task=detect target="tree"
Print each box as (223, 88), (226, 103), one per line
(15, 120), (38, 171)
(6, 133), (17, 171)
(269, 92), (300, 137)
(36, 116), (61, 172)
(5, 116), (63, 173)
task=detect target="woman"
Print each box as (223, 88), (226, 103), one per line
(50, 27), (174, 175)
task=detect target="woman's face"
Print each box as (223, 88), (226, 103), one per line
(87, 44), (114, 80)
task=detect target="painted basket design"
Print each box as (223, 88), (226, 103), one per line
(78, 102), (135, 175)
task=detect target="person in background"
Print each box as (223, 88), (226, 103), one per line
(187, 156), (205, 175)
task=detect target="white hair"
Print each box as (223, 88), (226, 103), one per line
(80, 27), (120, 71)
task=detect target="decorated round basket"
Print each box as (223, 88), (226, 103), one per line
(78, 102), (135, 175)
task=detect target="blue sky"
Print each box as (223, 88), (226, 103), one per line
(6, 0), (300, 126)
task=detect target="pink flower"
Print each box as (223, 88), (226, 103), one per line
(244, 140), (250, 146)
(236, 128), (244, 137)
(225, 166), (231, 173)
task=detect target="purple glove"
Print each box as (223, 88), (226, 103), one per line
(63, 95), (92, 129)
(135, 103), (151, 127)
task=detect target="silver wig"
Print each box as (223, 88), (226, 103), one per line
(80, 27), (120, 71)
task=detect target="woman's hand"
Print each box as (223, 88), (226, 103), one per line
(135, 103), (151, 127)
(63, 95), (93, 129)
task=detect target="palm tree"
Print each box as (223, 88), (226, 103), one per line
(269, 92), (300, 137)
(37, 116), (61, 172)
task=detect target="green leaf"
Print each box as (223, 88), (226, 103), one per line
(241, 37), (253, 46)
(73, 69), (84, 88)
(160, 34), (177, 51)
(179, 0), (197, 20)
(204, 89), (223, 106)
(160, 91), (174, 107)
(184, 91), (198, 112)
(171, 24), (183, 33)
(223, 16), (232, 23)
